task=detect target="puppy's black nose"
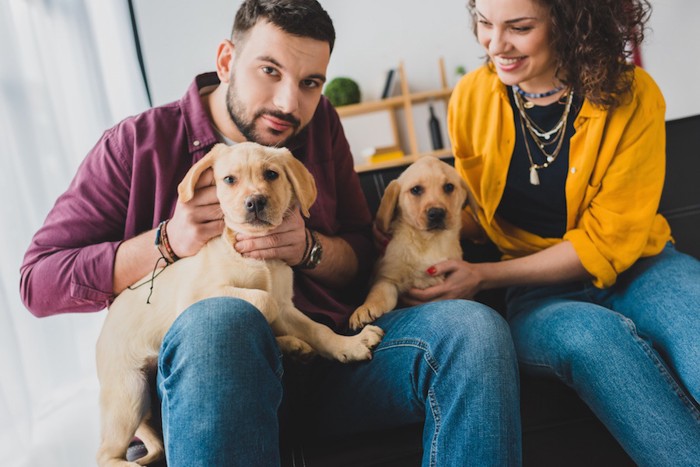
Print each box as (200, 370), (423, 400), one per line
(427, 207), (446, 229)
(245, 195), (267, 213)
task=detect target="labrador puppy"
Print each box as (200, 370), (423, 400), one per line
(349, 156), (468, 330)
(96, 142), (384, 467)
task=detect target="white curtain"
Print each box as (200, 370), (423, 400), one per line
(0, 1), (149, 465)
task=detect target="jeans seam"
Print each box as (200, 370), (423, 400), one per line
(376, 339), (442, 466)
(620, 316), (700, 423)
(427, 387), (441, 467)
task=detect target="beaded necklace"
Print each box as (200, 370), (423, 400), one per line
(513, 84), (564, 108)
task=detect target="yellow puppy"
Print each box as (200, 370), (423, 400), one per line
(95, 142), (384, 467)
(349, 156), (468, 330)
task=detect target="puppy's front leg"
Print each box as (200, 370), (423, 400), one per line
(274, 307), (383, 363)
(349, 280), (399, 330)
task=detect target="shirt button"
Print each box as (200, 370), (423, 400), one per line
(570, 167), (577, 174)
(193, 140), (201, 147)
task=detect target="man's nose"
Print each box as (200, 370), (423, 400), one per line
(273, 81), (300, 114)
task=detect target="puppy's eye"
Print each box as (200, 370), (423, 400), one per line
(264, 170), (279, 181)
(410, 185), (423, 196)
(223, 175), (236, 185)
(443, 183), (455, 194)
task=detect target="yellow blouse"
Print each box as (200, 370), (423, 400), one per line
(447, 65), (671, 288)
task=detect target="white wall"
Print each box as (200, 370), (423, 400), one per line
(133, 0), (700, 156)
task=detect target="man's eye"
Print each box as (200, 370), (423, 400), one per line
(223, 175), (236, 185)
(302, 79), (320, 89)
(443, 183), (455, 193)
(410, 185), (424, 196)
(264, 170), (279, 181)
(262, 66), (278, 76)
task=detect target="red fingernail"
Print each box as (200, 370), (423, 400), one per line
(426, 266), (437, 275)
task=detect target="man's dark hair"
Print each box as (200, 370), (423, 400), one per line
(232, 0), (335, 53)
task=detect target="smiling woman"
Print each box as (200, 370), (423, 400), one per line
(0, 1), (148, 466)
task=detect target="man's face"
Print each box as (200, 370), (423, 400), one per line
(225, 21), (330, 147)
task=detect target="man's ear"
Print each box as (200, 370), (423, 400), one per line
(282, 152), (317, 217)
(375, 180), (401, 233)
(216, 39), (235, 83)
(178, 144), (226, 202)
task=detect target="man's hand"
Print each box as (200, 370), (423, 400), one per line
(167, 168), (225, 258)
(234, 208), (308, 266)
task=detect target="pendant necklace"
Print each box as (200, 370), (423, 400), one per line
(513, 88), (574, 185)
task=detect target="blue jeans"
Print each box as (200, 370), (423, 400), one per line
(157, 298), (521, 466)
(507, 243), (700, 467)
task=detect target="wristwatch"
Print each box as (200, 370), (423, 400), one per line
(301, 230), (323, 269)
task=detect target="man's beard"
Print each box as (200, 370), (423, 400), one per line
(226, 79), (302, 147)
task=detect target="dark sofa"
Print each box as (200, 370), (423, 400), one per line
(134, 115), (698, 466)
(280, 114), (700, 466)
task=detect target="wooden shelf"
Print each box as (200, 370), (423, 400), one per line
(355, 148), (452, 173)
(334, 59), (453, 171)
(336, 88), (452, 118)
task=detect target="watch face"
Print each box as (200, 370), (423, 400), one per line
(309, 243), (322, 264)
(307, 233), (322, 268)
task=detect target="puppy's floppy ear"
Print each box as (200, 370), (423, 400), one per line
(375, 180), (401, 233)
(282, 152), (317, 218)
(178, 144), (226, 202)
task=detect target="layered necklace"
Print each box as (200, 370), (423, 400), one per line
(512, 86), (574, 186)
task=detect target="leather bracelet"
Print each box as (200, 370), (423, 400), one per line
(297, 228), (312, 267)
(155, 220), (179, 263)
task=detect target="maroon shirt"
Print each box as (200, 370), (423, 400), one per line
(20, 72), (374, 330)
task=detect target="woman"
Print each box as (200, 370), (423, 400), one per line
(406, 0), (700, 464)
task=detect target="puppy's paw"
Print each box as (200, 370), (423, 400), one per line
(349, 305), (378, 331)
(359, 324), (384, 349)
(338, 325), (385, 362)
(276, 335), (316, 362)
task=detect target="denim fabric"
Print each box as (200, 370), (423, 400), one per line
(305, 300), (521, 467)
(157, 298), (521, 467)
(507, 243), (700, 467)
(158, 298), (284, 466)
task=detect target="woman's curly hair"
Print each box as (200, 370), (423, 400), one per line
(467, 0), (652, 109)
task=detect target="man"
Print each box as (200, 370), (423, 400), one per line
(20, 1), (521, 465)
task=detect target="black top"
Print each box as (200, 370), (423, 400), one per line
(496, 87), (581, 238)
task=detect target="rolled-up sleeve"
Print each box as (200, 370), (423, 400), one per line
(20, 128), (131, 317)
(564, 77), (668, 287)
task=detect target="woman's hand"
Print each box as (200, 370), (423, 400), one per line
(234, 208), (308, 266)
(400, 259), (483, 306)
(167, 168), (225, 258)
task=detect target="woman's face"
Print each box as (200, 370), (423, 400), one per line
(474, 0), (558, 93)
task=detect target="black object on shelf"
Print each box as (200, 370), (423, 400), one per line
(381, 68), (397, 99)
(428, 104), (444, 150)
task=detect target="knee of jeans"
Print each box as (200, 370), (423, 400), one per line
(426, 300), (514, 357)
(163, 297), (275, 356)
(542, 307), (635, 368)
